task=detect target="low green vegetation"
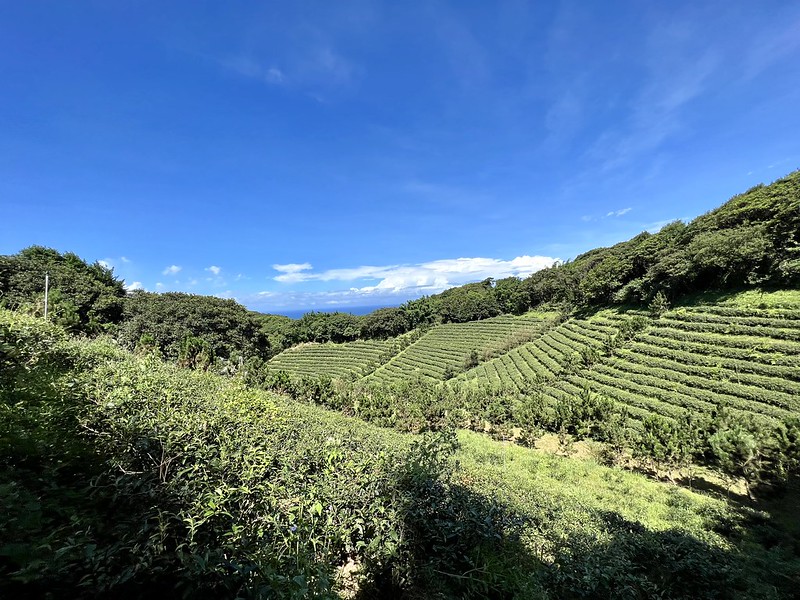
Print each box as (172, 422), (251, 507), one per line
(365, 313), (552, 385)
(267, 337), (396, 379)
(3, 310), (799, 598)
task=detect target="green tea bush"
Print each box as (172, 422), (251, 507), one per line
(1, 310), (546, 598)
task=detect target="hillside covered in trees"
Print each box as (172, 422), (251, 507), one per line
(1, 170), (800, 598)
(2, 170), (797, 356)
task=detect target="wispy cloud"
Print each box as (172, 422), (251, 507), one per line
(645, 219), (679, 233)
(221, 56), (286, 86)
(589, 14), (720, 172)
(306, 47), (355, 85)
(583, 207), (633, 222)
(99, 256), (132, 270)
(221, 45), (358, 93)
(606, 207), (632, 217)
(162, 265), (181, 275)
(124, 281), (143, 291)
(205, 265), (222, 275)
(743, 16), (800, 79)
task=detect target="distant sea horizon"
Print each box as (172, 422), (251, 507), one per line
(269, 304), (398, 319)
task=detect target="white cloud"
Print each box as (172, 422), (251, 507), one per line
(125, 281), (143, 291)
(162, 265), (181, 275)
(273, 262), (313, 275)
(606, 207), (632, 217)
(271, 255), (558, 293)
(99, 256), (133, 270)
(206, 265), (221, 275)
(155, 282), (164, 290)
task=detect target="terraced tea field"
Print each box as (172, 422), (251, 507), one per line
(541, 303), (800, 426)
(451, 292), (800, 426)
(268, 291), (800, 428)
(365, 313), (553, 385)
(267, 338), (395, 379)
(453, 311), (626, 389)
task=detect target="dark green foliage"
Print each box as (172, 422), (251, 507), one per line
(649, 290), (671, 317)
(545, 515), (738, 600)
(254, 313), (294, 356)
(463, 348), (480, 370)
(401, 296), (437, 329)
(287, 311), (362, 344)
(0, 313), (540, 598)
(552, 387), (616, 440)
(442, 363), (457, 381)
(4, 311), (800, 598)
(117, 291), (269, 360)
(360, 307), (410, 339)
(378, 430), (535, 597)
(517, 171), (800, 312)
(633, 413), (702, 474)
(437, 280), (502, 323)
(177, 335), (213, 370)
(523, 262), (582, 308)
(0, 246), (126, 333)
(493, 276), (529, 314)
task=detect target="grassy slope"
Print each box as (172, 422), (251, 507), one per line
(454, 309), (623, 388)
(456, 430), (800, 598)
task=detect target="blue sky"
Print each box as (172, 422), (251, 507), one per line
(2, 1), (799, 314)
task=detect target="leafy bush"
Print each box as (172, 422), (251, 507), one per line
(117, 291), (269, 361)
(0, 246), (125, 333)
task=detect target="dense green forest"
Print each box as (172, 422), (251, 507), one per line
(1, 170), (799, 597)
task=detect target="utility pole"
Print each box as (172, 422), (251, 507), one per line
(44, 271), (49, 320)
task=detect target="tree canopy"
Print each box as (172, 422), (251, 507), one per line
(117, 291), (269, 360)
(0, 246), (126, 333)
